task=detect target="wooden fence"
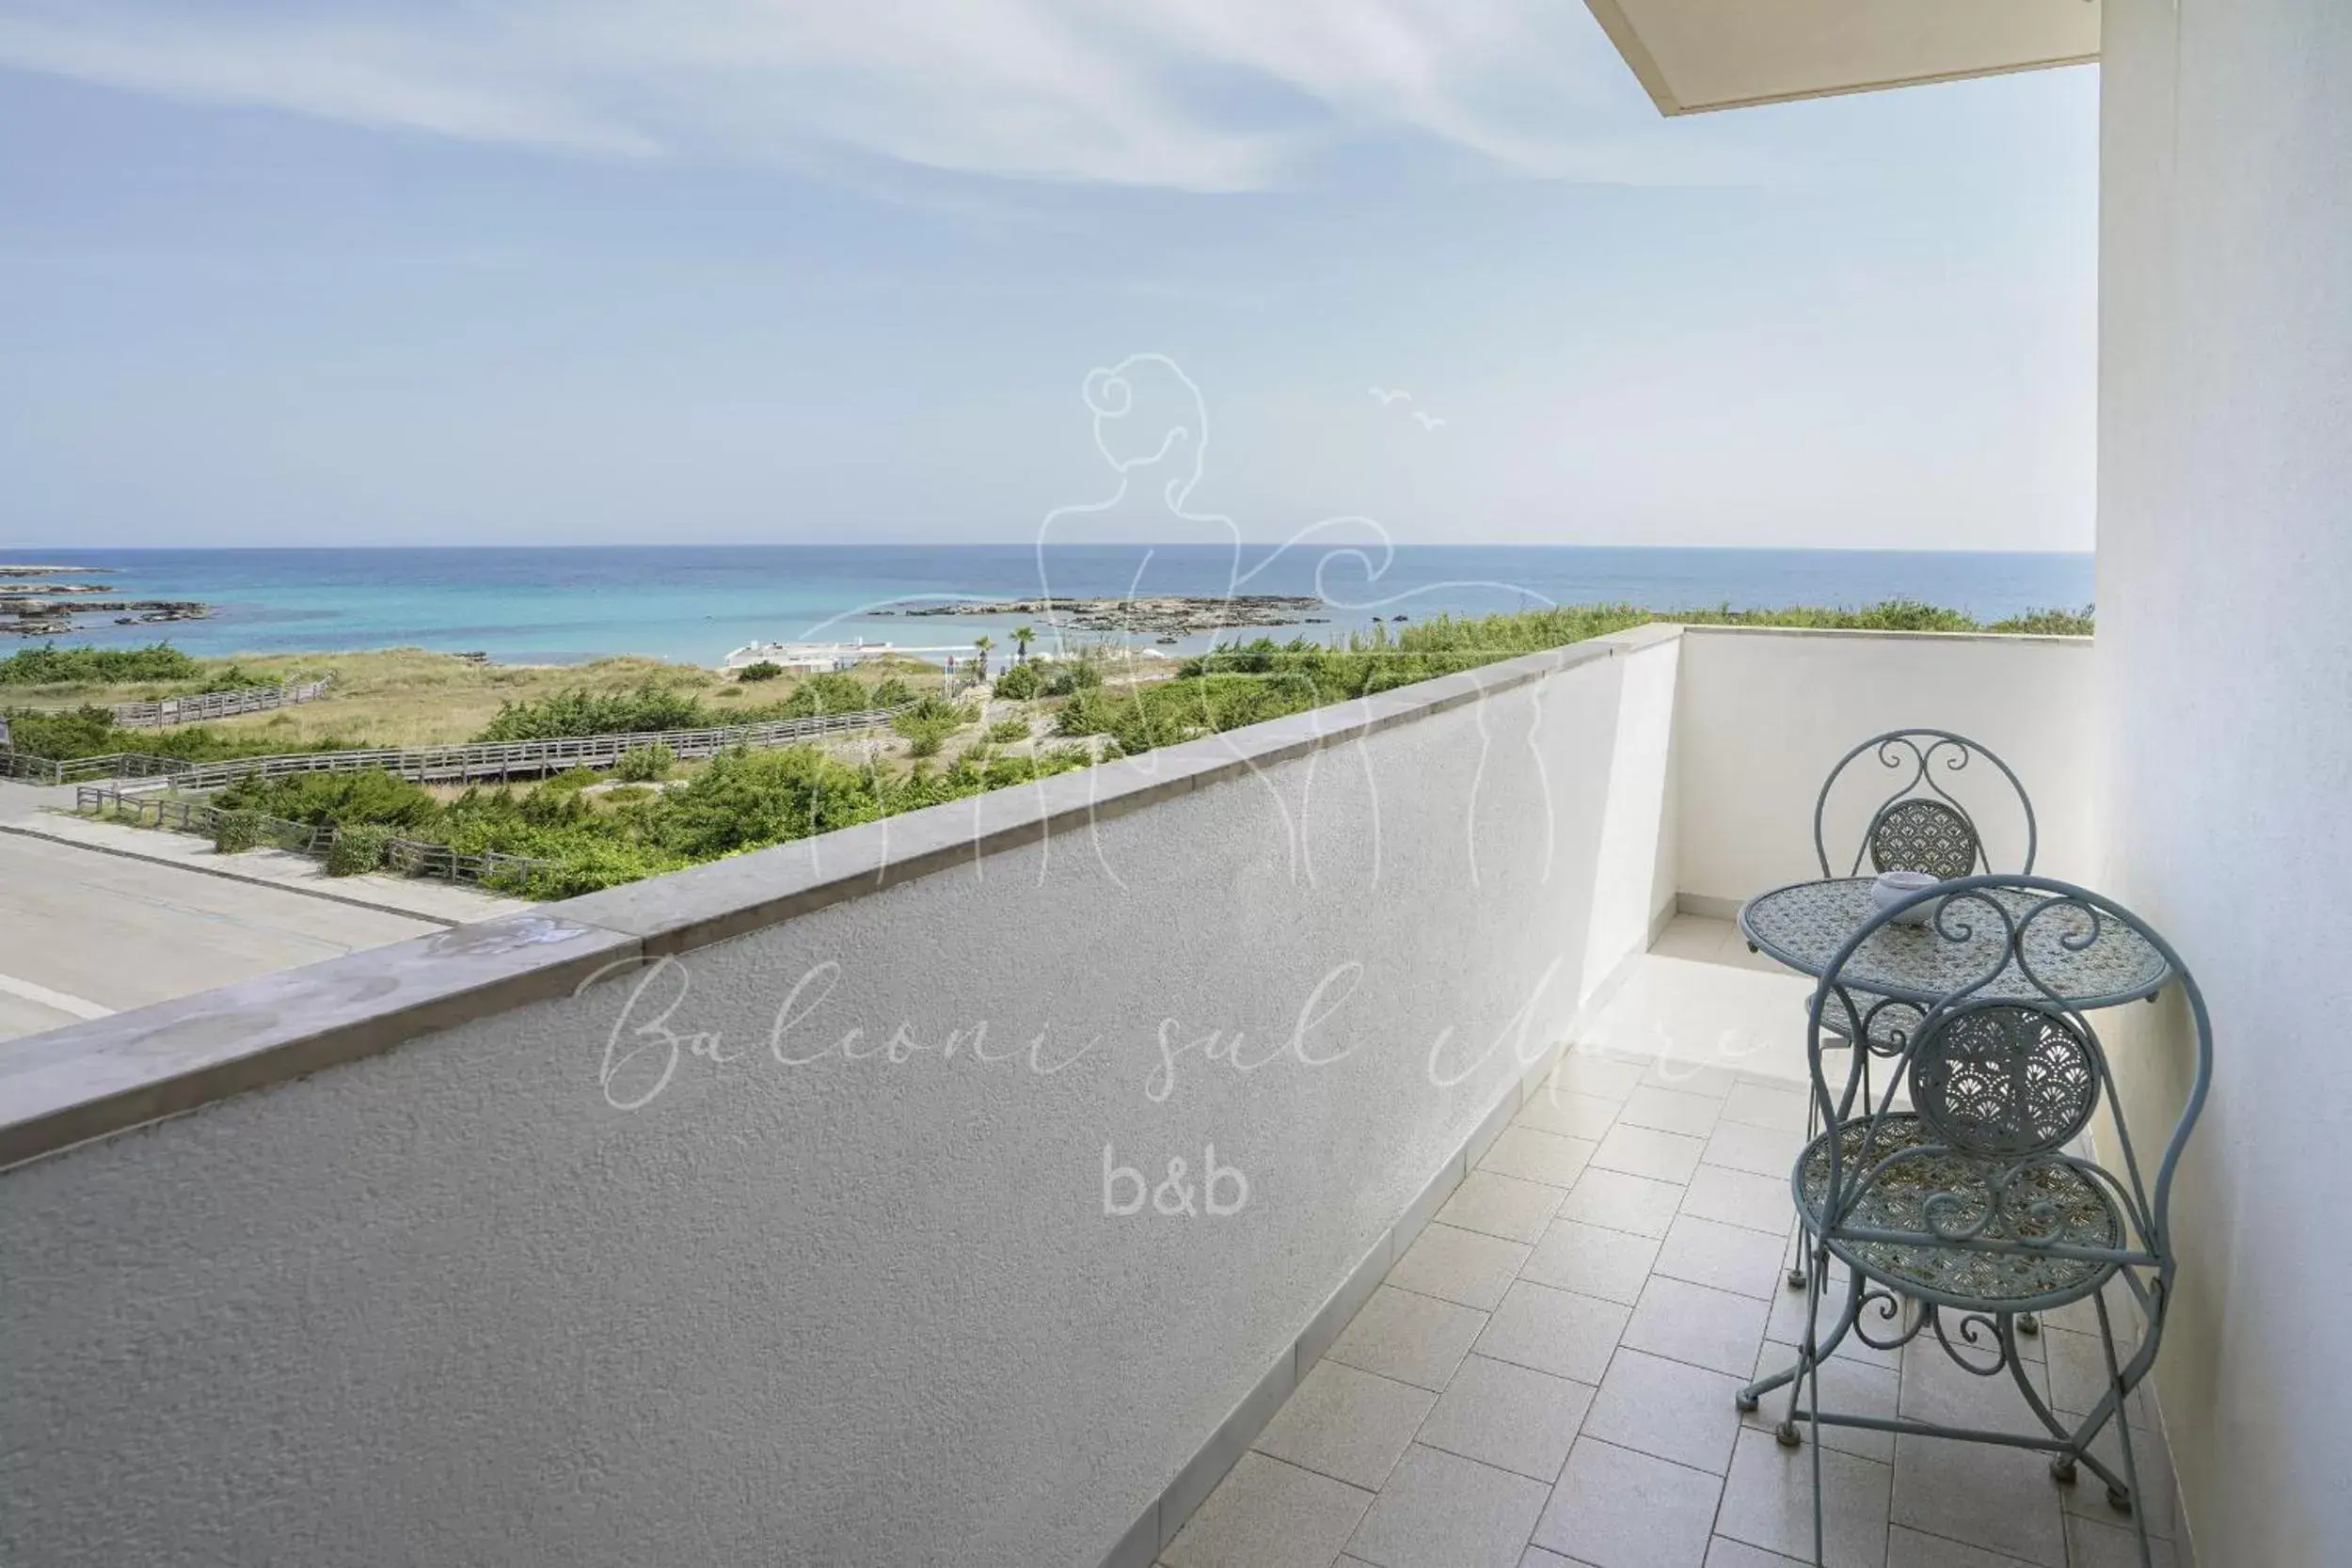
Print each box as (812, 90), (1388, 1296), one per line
(0, 751), (191, 786)
(151, 706), (902, 789)
(5, 705), (901, 790)
(74, 785), (561, 888)
(110, 675), (335, 729)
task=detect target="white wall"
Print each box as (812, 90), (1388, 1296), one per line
(0, 633), (1680, 1568)
(2099, 2), (2352, 1560)
(1671, 626), (2098, 912)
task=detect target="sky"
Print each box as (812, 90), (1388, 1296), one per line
(0, 2), (2100, 552)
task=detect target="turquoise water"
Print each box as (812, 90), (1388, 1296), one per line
(5, 546), (2093, 667)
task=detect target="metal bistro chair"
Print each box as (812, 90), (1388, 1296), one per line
(1786, 730), (2039, 1287)
(1740, 876), (2210, 1568)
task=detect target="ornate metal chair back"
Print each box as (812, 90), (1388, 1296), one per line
(1814, 730), (2037, 881)
(1806, 877), (2211, 1322)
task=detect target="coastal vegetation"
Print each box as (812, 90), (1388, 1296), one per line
(24, 600), (2093, 896)
(0, 641), (267, 689)
(1049, 601), (2094, 752)
(209, 740), (1096, 896)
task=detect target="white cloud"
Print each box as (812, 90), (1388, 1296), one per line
(0, 0), (1713, 189)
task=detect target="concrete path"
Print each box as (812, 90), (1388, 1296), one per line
(0, 832), (452, 1043)
(0, 781), (533, 1045)
(5, 810), (534, 925)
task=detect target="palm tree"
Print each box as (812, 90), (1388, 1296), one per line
(1011, 625), (1035, 664)
(973, 635), (993, 678)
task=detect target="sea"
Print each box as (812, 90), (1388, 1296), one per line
(5, 546), (2094, 668)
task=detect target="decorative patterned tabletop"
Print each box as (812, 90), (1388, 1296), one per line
(1740, 878), (2171, 1009)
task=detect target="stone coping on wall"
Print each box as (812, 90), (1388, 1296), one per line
(0, 624), (1681, 1172)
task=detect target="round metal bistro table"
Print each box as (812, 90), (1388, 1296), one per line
(1740, 877), (2171, 1010)
(1740, 876), (2173, 1300)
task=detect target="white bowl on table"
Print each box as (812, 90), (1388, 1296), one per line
(1869, 870), (1946, 927)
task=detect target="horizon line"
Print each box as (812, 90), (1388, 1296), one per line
(0, 541), (2097, 556)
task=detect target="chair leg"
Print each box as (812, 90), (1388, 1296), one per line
(2094, 1290), (2158, 1568)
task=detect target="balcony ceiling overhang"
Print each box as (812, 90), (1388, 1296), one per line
(1582, 0), (2100, 116)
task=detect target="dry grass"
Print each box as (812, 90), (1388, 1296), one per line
(6, 647), (946, 750)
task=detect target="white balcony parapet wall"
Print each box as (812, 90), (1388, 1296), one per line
(0, 626), (1686, 1568)
(1670, 625), (2098, 917)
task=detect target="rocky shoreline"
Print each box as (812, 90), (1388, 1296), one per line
(880, 594), (1330, 638)
(0, 565), (210, 637)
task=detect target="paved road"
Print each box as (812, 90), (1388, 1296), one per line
(0, 832), (444, 1043)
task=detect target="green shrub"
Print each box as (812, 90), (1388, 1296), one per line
(0, 641), (204, 686)
(870, 676), (914, 707)
(1988, 605), (2095, 636)
(212, 809), (264, 854)
(892, 695), (972, 758)
(986, 717), (1030, 744)
(779, 672), (871, 718)
(218, 768), (438, 830)
(474, 682), (712, 742)
(612, 743), (675, 783)
(0, 705), (366, 764)
(1039, 659), (1103, 697)
(991, 662), (1042, 700)
(737, 660), (785, 682)
(597, 784), (654, 805)
(325, 824), (393, 877)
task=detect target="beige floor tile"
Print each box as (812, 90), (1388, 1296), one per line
(1890, 1434), (2068, 1568)
(1532, 1436), (1721, 1568)
(1483, 1126), (1599, 1189)
(1520, 1218), (1661, 1306)
(1474, 1280), (1630, 1385)
(1721, 1082), (1812, 1133)
(1553, 1051), (1650, 1102)
(1898, 1340), (2052, 1438)
(1622, 1275), (1771, 1378)
(1518, 1087), (1622, 1141)
(1327, 1286), (1488, 1392)
(1440, 1170), (1570, 1245)
(1655, 1213), (1788, 1300)
(1740, 1339), (1900, 1463)
(1643, 1057), (1743, 1098)
(1344, 1444), (1549, 1568)
(1521, 1548), (1582, 1568)
(1681, 1164), (1797, 1236)
(1701, 1120), (1805, 1180)
(2040, 1327), (2155, 1432)
(1162, 1451), (1373, 1568)
(2056, 1418), (2175, 1540)
(1387, 1223), (1533, 1311)
(1704, 1539), (1809, 1566)
(1582, 1345), (1746, 1475)
(1883, 1525), (2039, 1566)
(1414, 1353), (1594, 1482)
(1594, 1124), (1709, 1184)
(1713, 1427), (1890, 1568)
(1560, 1168), (1687, 1240)
(2062, 1513), (2176, 1568)
(1619, 1084), (1726, 1138)
(1652, 917), (1732, 961)
(1253, 1361), (1438, 1492)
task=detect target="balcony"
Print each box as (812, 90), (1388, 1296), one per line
(0, 622), (2189, 1567)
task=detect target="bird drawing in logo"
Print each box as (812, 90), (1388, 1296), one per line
(1368, 387), (1411, 405)
(1412, 411), (1446, 431)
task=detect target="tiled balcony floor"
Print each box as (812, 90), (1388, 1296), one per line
(1159, 918), (2184, 1568)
